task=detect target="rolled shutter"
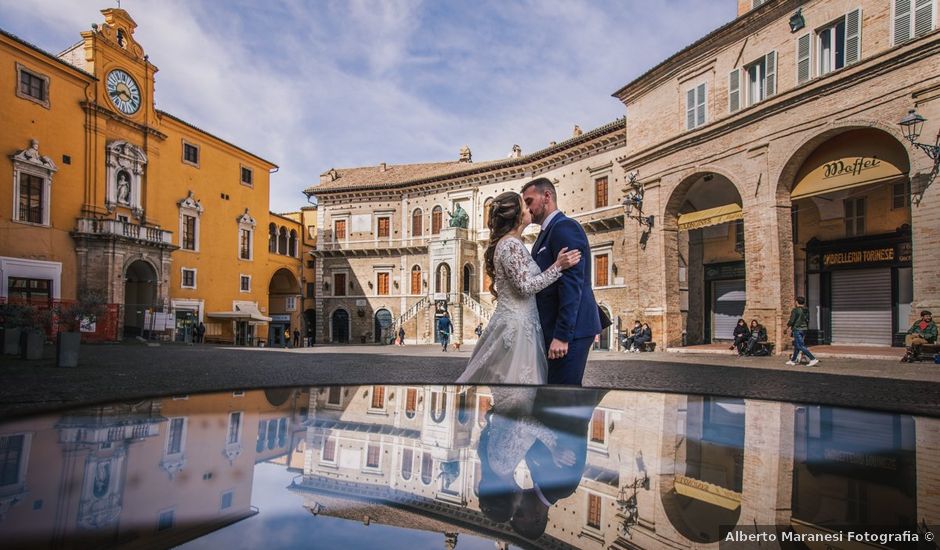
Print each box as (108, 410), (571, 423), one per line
(797, 33), (811, 84)
(845, 8), (862, 65)
(696, 83), (706, 127)
(686, 88), (696, 130)
(729, 69), (740, 113)
(895, 0), (912, 44)
(765, 51), (777, 97)
(831, 269), (892, 346)
(915, 0), (934, 37)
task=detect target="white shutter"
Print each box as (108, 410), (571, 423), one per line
(845, 8), (862, 65)
(915, 0), (934, 37)
(797, 33), (811, 84)
(764, 51), (777, 97)
(686, 88), (696, 130)
(729, 69), (740, 113)
(895, 0), (912, 44)
(696, 83), (706, 127)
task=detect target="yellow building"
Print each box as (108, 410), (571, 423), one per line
(0, 8), (306, 344)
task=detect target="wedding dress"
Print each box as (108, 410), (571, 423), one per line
(456, 237), (561, 384)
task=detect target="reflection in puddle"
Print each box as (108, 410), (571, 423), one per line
(0, 386), (935, 549)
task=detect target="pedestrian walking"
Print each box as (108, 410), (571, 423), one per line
(293, 329), (300, 348)
(474, 322), (484, 339)
(196, 322), (205, 344)
(398, 326), (406, 346)
(437, 312), (453, 352)
(786, 297), (818, 366)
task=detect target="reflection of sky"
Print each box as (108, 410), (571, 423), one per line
(179, 462), (514, 550)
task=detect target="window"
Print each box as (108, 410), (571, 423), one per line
(893, 181), (911, 209)
(818, 19), (846, 76)
(239, 229), (252, 260)
(457, 392), (470, 424)
(181, 215), (197, 250)
(420, 452), (433, 485)
(333, 273), (346, 296)
(411, 266), (422, 295)
(401, 448), (414, 480)
(844, 197), (866, 237)
(411, 209), (423, 237)
(730, 52), (776, 112)
(240, 275), (251, 292)
(594, 176), (609, 208)
(590, 409), (607, 444)
(227, 412), (242, 445)
(181, 268), (196, 289)
(285, 296), (297, 311)
(430, 391), (446, 423)
(182, 142), (199, 166)
(18, 173), (44, 224)
(376, 216), (390, 239)
(586, 493), (602, 530)
(0, 434), (26, 487)
(734, 219), (745, 252)
(307, 282), (315, 298)
(157, 510), (174, 531)
(405, 388), (418, 418)
(268, 223), (277, 253)
(289, 230), (297, 257)
(256, 420), (267, 452)
(377, 272), (390, 295)
(594, 254), (609, 287)
(431, 206), (442, 235)
(240, 166), (253, 186)
(220, 491), (234, 511)
(327, 386), (342, 405)
(166, 417), (185, 455)
(895, 0), (935, 45)
(7, 277), (51, 304)
(278, 227), (288, 255)
(366, 442), (381, 469)
(752, 0), (770, 7)
(371, 385), (386, 409)
(16, 64), (49, 107)
(322, 434), (336, 462)
(685, 83), (707, 130)
(333, 219), (347, 240)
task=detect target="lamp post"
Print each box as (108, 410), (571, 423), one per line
(898, 109), (940, 203)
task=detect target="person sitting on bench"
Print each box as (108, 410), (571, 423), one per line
(902, 310), (937, 362)
(730, 318), (750, 356)
(631, 323), (653, 352)
(743, 319), (767, 356)
(621, 320), (642, 353)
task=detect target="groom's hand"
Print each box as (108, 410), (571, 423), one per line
(548, 338), (568, 360)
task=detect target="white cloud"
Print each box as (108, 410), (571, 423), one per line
(0, 0), (735, 212)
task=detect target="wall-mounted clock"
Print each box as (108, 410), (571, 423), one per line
(106, 69), (141, 115)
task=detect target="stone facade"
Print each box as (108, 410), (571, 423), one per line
(308, 0), (940, 353)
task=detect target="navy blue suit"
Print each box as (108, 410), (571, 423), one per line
(531, 212), (601, 385)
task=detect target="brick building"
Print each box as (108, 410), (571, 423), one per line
(307, 0), (940, 353)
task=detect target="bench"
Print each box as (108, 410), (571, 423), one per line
(744, 341), (774, 356)
(903, 343), (940, 363)
(639, 341), (656, 352)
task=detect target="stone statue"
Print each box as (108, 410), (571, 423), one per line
(573, 124), (583, 137)
(116, 170), (131, 204)
(508, 144), (522, 158)
(459, 145), (472, 163)
(447, 203), (469, 228)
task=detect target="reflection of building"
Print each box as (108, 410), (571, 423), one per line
(0, 8), (309, 344)
(292, 385), (940, 549)
(0, 388), (307, 548)
(307, 0), (940, 352)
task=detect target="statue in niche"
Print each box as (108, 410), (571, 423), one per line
(446, 203), (469, 229)
(116, 170), (131, 204)
(92, 461), (111, 498)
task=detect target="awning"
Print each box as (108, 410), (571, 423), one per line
(207, 302), (272, 322)
(673, 475), (741, 510)
(677, 203), (742, 231)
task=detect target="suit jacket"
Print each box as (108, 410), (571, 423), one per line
(531, 212), (601, 343)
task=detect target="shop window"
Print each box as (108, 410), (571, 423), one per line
(182, 142), (200, 166)
(240, 166), (253, 187)
(844, 197), (866, 237)
(7, 277), (51, 304)
(595, 176), (609, 208)
(16, 64), (49, 107)
(893, 181), (910, 209)
(685, 82), (707, 130)
(181, 268), (196, 289)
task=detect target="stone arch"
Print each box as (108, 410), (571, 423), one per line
(435, 262), (451, 294)
(662, 166), (748, 231)
(330, 307), (350, 343)
(462, 263), (474, 294)
(268, 267), (301, 294)
(123, 258), (159, 337)
(374, 308), (393, 344)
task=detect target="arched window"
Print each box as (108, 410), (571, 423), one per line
(430, 391), (446, 423)
(289, 229), (298, 257)
(411, 208), (423, 237)
(482, 198), (493, 229)
(405, 388), (418, 419)
(462, 264), (473, 294)
(411, 265), (422, 295)
(436, 263), (451, 294)
(431, 206), (443, 235)
(268, 223), (277, 253)
(278, 226), (288, 255)
(420, 452), (433, 485)
(457, 392), (470, 424)
(401, 448), (413, 480)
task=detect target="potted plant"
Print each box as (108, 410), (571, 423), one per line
(54, 290), (108, 367)
(0, 302), (37, 356)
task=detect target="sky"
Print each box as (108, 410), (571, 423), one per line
(0, 1), (736, 213)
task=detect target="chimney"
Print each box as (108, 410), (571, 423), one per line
(379, 162), (387, 172)
(320, 168), (338, 184)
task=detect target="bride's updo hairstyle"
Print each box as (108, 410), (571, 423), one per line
(483, 191), (524, 299)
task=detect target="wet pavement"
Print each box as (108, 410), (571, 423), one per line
(1, 342), (938, 418)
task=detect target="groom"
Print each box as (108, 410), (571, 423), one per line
(522, 178), (601, 385)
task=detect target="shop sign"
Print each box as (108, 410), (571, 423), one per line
(270, 314), (291, 322)
(822, 157), (881, 179)
(822, 247), (895, 268)
(704, 262), (746, 281)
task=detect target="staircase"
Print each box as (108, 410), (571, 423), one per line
(392, 296), (429, 337)
(461, 292), (493, 323)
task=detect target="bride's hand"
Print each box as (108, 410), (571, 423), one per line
(554, 247), (581, 270)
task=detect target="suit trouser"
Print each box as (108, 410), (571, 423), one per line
(547, 336), (593, 385)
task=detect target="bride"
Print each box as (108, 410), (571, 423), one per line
(456, 192), (580, 384)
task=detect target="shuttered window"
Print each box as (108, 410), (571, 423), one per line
(377, 272), (390, 295)
(401, 448), (413, 479)
(377, 217), (390, 238)
(895, 0), (935, 45)
(594, 176), (609, 208)
(594, 254), (609, 287)
(431, 207), (442, 235)
(844, 197), (866, 237)
(333, 273), (346, 296)
(411, 266), (422, 294)
(366, 443), (380, 468)
(411, 209), (422, 237)
(590, 409), (606, 444)
(797, 33), (812, 84)
(334, 219), (346, 240)
(686, 83), (707, 130)
(587, 494), (602, 529)
(371, 385), (385, 409)
(405, 388), (418, 418)
(845, 9), (862, 64)
(765, 51), (777, 97)
(743, 51), (776, 107)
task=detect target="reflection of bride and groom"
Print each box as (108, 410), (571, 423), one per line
(477, 386), (605, 540)
(457, 177), (607, 385)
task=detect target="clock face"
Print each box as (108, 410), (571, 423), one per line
(106, 69), (141, 115)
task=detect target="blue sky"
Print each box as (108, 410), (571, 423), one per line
(0, 1), (736, 212)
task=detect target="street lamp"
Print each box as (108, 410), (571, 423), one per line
(898, 109), (940, 203)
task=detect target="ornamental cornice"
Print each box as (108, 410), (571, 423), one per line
(11, 139), (57, 172)
(81, 101), (167, 140)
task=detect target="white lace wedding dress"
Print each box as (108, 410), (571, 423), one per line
(456, 237), (561, 384)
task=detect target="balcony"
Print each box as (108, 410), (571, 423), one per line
(315, 235), (429, 257)
(74, 218), (175, 248)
